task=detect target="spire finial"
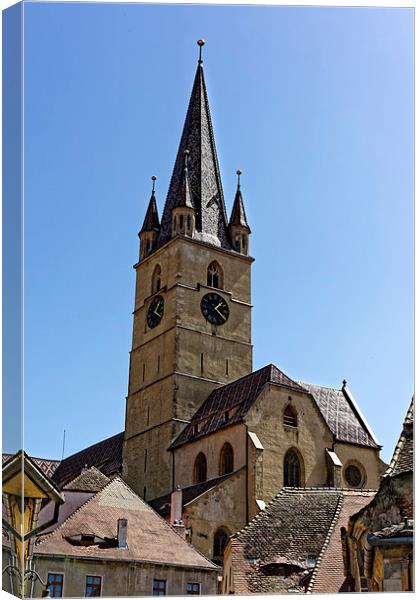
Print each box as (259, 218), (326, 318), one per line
(342, 379), (347, 390)
(151, 175), (157, 194)
(236, 169), (242, 189)
(197, 39), (205, 64)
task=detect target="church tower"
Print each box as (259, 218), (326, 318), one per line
(122, 41), (253, 501)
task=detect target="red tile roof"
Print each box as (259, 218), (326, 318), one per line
(2, 453), (61, 478)
(35, 476), (218, 570)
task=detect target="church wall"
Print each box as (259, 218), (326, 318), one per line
(31, 555), (218, 597)
(245, 385), (333, 503)
(183, 468), (247, 560)
(173, 423), (246, 488)
(334, 442), (383, 489)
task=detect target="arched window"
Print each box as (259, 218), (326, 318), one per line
(284, 449), (301, 487)
(283, 405), (297, 428)
(213, 527), (230, 565)
(151, 265), (162, 294)
(193, 452), (207, 484)
(207, 261), (223, 289)
(219, 443), (234, 476)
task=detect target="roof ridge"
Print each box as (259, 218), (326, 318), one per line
(306, 494), (344, 593)
(58, 431), (124, 463)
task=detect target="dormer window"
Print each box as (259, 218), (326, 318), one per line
(207, 261), (223, 289)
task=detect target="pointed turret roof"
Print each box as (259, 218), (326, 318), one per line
(140, 180), (160, 233)
(158, 43), (231, 249)
(173, 150), (194, 209)
(229, 171), (250, 231)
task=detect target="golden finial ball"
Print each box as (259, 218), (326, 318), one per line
(151, 175), (157, 181)
(197, 39), (205, 47)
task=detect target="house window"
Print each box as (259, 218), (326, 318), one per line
(284, 449), (301, 487)
(213, 527), (230, 565)
(219, 442), (234, 476)
(207, 261), (222, 289)
(186, 582), (201, 595)
(47, 574), (63, 598)
(85, 576), (102, 597)
(153, 579), (167, 596)
(283, 405), (297, 428)
(194, 452), (207, 484)
(152, 264), (162, 294)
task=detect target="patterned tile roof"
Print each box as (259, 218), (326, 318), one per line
(52, 432), (123, 488)
(298, 382), (379, 448)
(2, 453), (60, 478)
(384, 398), (414, 478)
(229, 186), (250, 231)
(140, 189), (160, 233)
(230, 488), (343, 594)
(35, 476), (218, 570)
(158, 60), (231, 250)
(170, 365), (307, 449)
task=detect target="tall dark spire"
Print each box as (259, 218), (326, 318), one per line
(229, 170), (250, 232)
(158, 40), (231, 249)
(140, 176), (160, 233)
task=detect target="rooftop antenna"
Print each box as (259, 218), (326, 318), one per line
(197, 39), (205, 64)
(61, 429), (66, 461)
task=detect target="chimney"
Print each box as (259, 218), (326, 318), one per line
(170, 486), (186, 539)
(117, 518), (128, 549)
(170, 485), (183, 525)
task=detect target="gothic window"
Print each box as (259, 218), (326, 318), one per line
(284, 449), (301, 487)
(219, 442), (234, 476)
(213, 527), (230, 565)
(152, 265), (162, 294)
(283, 405), (297, 428)
(207, 261), (223, 289)
(193, 452), (207, 484)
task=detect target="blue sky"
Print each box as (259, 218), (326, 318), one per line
(19, 3), (412, 464)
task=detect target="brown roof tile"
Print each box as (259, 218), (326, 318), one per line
(63, 466), (110, 492)
(230, 488), (343, 594)
(35, 476), (218, 570)
(385, 398), (414, 478)
(52, 432), (123, 487)
(298, 382), (379, 448)
(170, 365), (307, 449)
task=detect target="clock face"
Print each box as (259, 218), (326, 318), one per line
(147, 295), (164, 329)
(200, 292), (229, 326)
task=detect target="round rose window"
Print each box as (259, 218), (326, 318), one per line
(345, 464), (363, 487)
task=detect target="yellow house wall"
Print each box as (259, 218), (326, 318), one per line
(334, 442), (382, 489)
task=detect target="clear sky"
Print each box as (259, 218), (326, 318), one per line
(20, 2), (413, 464)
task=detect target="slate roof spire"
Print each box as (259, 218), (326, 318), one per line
(173, 149), (194, 209)
(158, 40), (231, 249)
(229, 169), (250, 232)
(140, 176), (160, 233)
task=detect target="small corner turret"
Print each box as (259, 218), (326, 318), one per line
(139, 176), (160, 260)
(229, 170), (251, 255)
(172, 149), (196, 238)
